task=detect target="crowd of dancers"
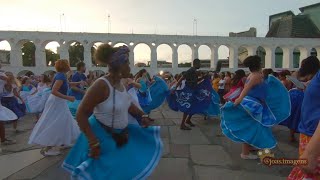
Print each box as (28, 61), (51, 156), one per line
(0, 43), (319, 179)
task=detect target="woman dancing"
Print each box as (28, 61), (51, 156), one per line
(29, 59), (80, 156)
(62, 44), (162, 180)
(135, 69), (153, 107)
(0, 70), (18, 146)
(1, 72), (25, 133)
(223, 69), (246, 102)
(221, 55), (290, 159)
(288, 56), (320, 180)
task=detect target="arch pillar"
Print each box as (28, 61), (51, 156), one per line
(210, 45), (218, 69)
(172, 46), (178, 73)
(129, 46), (135, 73)
(10, 44), (22, 67)
(316, 47), (320, 60)
(83, 44), (93, 68)
(299, 47), (311, 67)
(265, 47), (276, 68)
(35, 44), (47, 67)
(191, 45), (199, 67)
(282, 47), (294, 69)
(150, 46), (157, 70)
(229, 45), (239, 69)
(58, 44), (69, 60)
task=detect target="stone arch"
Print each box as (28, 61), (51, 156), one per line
(198, 45), (211, 68)
(256, 46), (266, 68)
(156, 44), (172, 68)
(292, 47), (302, 68)
(18, 40), (36, 67)
(17, 70), (34, 77)
(43, 70), (56, 76)
(178, 44), (192, 67)
(91, 42), (104, 67)
(275, 47), (283, 68)
(68, 41), (84, 67)
(0, 40), (11, 65)
(238, 46), (249, 67)
(92, 70), (105, 77)
(113, 42), (128, 47)
(133, 43), (151, 67)
(43, 41), (60, 67)
(311, 47), (318, 58)
(218, 45), (230, 59)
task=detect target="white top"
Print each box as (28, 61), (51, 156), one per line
(93, 77), (132, 129)
(218, 79), (225, 90)
(2, 84), (17, 97)
(177, 80), (186, 90)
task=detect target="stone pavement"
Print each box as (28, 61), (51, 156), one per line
(1, 103), (298, 180)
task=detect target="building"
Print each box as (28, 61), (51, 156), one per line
(0, 50), (10, 64)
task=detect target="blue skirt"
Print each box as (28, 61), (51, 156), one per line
(62, 116), (163, 180)
(220, 75), (291, 149)
(167, 78), (219, 116)
(68, 100), (81, 118)
(1, 97), (25, 118)
(142, 76), (169, 114)
(279, 89), (304, 132)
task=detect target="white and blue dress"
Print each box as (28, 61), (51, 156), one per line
(29, 72), (80, 147)
(221, 75), (291, 149)
(0, 72), (18, 121)
(1, 84), (25, 118)
(63, 77), (162, 180)
(25, 83), (51, 113)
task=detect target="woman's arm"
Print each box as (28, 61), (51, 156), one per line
(13, 87), (24, 103)
(51, 80), (74, 101)
(299, 122), (320, 174)
(76, 79), (108, 159)
(128, 103), (150, 127)
(234, 75), (261, 105)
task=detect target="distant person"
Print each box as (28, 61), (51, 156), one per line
(218, 73), (226, 104)
(211, 73), (220, 92)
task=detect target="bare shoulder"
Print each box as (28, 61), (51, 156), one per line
(86, 78), (109, 100)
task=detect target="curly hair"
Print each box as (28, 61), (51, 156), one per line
(299, 56), (320, 77)
(55, 59), (70, 73)
(94, 43), (117, 65)
(243, 55), (261, 72)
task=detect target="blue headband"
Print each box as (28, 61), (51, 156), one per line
(110, 45), (130, 67)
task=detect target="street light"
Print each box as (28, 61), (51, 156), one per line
(193, 19), (198, 36)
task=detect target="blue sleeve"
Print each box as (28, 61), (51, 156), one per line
(81, 74), (87, 81)
(55, 73), (66, 81)
(71, 73), (81, 82)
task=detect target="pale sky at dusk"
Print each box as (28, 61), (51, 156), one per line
(0, 0), (319, 63)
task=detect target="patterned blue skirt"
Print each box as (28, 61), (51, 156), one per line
(63, 116), (163, 180)
(1, 97), (25, 118)
(167, 78), (219, 116)
(220, 75), (291, 149)
(279, 89), (304, 132)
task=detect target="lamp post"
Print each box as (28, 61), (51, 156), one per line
(193, 19), (198, 36)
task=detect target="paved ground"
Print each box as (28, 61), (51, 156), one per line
(1, 103), (298, 180)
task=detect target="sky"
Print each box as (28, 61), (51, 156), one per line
(0, 0), (319, 63)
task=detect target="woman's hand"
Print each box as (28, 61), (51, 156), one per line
(141, 117), (151, 128)
(68, 96), (75, 102)
(234, 97), (243, 106)
(298, 151), (318, 175)
(89, 143), (101, 159)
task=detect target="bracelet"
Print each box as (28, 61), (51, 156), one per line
(142, 114), (149, 118)
(89, 142), (100, 148)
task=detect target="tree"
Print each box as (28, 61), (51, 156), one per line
(45, 49), (60, 66)
(68, 42), (84, 67)
(22, 42), (36, 66)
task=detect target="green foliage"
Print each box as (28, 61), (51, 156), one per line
(22, 42), (36, 66)
(45, 49), (60, 66)
(68, 42), (84, 67)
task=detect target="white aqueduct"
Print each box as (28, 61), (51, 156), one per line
(0, 31), (319, 75)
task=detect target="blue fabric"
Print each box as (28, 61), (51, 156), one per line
(62, 116), (163, 180)
(246, 79), (268, 102)
(1, 97), (25, 118)
(202, 89), (220, 117)
(298, 71), (320, 136)
(21, 85), (32, 92)
(69, 72), (87, 100)
(167, 77), (219, 116)
(68, 100), (81, 118)
(139, 79), (148, 93)
(279, 89), (304, 132)
(142, 76), (169, 114)
(52, 72), (68, 95)
(220, 75), (290, 149)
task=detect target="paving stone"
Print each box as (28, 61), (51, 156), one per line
(277, 142), (298, 154)
(150, 111), (164, 119)
(190, 145), (232, 166)
(0, 149), (44, 179)
(6, 155), (64, 180)
(169, 126), (210, 145)
(153, 118), (175, 126)
(194, 166), (285, 180)
(170, 144), (189, 158)
(149, 158), (192, 180)
(162, 111), (183, 119)
(162, 142), (170, 156)
(33, 159), (69, 180)
(160, 126), (169, 138)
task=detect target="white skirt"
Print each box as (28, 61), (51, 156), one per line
(28, 94), (80, 146)
(0, 103), (18, 121)
(128, 88), (141, 125)
(26, 88), (51, 113)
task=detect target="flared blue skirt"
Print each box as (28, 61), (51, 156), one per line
(1, 97), (25, 118)
(279, 89), (304, 132)
(62, 116), (163, 180)
(167, 78), (218, 116)
(142, 76), (169, 114)
(68, 100), (81, 118)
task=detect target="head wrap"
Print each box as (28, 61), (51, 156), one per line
(110, 45), (130, 68)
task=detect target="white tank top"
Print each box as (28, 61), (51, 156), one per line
(93, 77), (132, 129)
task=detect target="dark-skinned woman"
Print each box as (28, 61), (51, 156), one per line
(62, 45), (163, 180)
